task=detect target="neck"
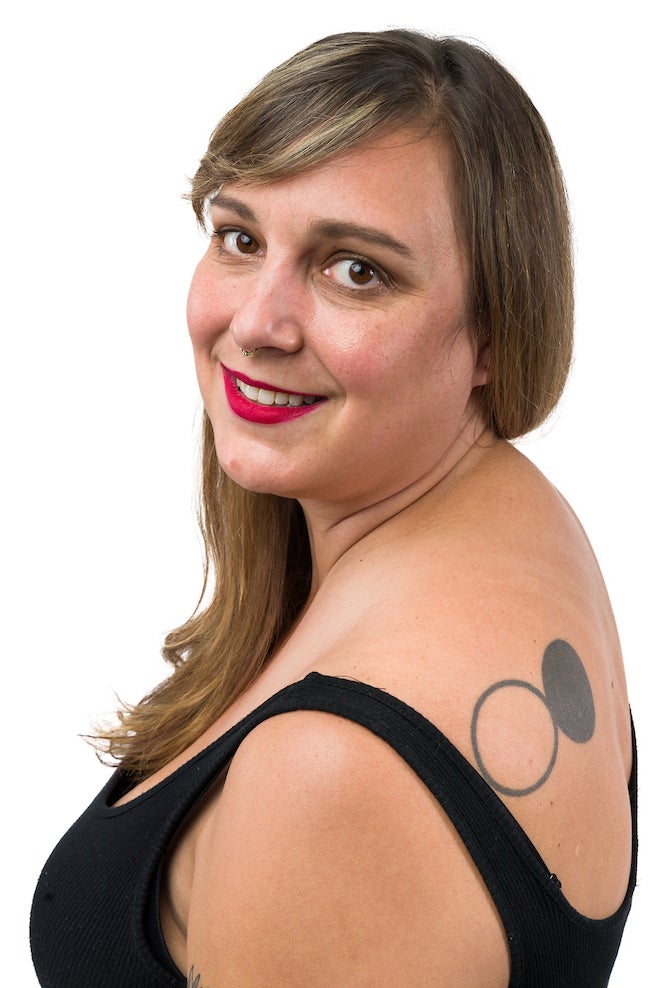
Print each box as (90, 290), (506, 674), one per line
(300, 423), (498, 595)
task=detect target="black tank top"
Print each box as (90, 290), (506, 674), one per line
(30, 673), (637, 986)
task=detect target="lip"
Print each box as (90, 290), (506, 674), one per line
(221, 364), (326, 424)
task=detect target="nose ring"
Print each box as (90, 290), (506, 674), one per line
(240, 347), (260, 357)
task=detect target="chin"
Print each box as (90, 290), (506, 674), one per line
(217, 448), (300, 499)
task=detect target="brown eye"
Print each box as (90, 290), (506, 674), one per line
(219, 230), (261, 255)
(234, 232), (258, 254)
(324, 258), (383, 291)
(348, 261), (376, 285)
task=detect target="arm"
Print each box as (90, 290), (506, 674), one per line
(185, 709), (509, 987)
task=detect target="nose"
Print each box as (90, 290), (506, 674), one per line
(231, 261), (305, 355)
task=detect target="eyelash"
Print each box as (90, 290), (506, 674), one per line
(211, 227), (392, 295)
(212, 228), (261, 258)
(323, 255), (390, 294)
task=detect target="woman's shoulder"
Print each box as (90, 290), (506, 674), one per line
(301, 440), (633, 916)
(184, 441), (634, 980)
(187, 697), (512, 986)
(312, 441), (623, 698)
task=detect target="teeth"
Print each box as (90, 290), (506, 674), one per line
(236, 377), (318, 408)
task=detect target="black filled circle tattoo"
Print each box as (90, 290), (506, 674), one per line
(541, 638), (595, 743)
(471, 640), (595, 797)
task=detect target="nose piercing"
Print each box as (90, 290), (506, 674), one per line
(240, 348), (260, 357)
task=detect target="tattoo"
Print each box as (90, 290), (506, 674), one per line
(471, 639), (595, 797)
(188, 965), (208, 988)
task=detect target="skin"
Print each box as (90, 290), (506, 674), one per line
(187, 131), (490, 589)
(121, 131), (633, 985)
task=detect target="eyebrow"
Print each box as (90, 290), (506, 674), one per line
(209, 194), (413, 259)
(208, 193), (257, 222)
(310, 220), (413, 258)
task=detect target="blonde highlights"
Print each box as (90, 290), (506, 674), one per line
(94, 30), (574, 774)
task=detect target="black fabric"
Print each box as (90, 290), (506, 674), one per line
(30, 673), (637, 987)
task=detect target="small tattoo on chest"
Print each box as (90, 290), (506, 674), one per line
(188, 965), (207, 988)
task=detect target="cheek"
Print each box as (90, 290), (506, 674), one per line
(186, 260), (229, 351)
(186, 266), (208, 349)
(186, 267), (224, 408)
(333, 307), (461, 396)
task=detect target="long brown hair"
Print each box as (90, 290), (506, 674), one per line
(94, 30), (574, 776)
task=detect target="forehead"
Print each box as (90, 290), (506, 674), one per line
(214, 131), (458, 249)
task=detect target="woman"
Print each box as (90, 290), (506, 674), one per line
(30, 29), (636, 987)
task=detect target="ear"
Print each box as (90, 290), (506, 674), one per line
(472, 340), (491, 388)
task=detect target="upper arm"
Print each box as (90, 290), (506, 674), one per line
(185, 710), (508, 987)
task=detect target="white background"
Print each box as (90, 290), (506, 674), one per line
(2, 1), (655, 983)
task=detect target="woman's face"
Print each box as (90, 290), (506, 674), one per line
(187, 130), (490, 514)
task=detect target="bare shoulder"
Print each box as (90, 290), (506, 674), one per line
(306, 441), (633, 920)
(183, 443), (634, 983)
(186, 708), (510, 987)
(313, 442), (630, 738)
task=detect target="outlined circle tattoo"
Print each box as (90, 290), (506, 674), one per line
(471, 639), (595, 798)
(471, 680), (559, 797)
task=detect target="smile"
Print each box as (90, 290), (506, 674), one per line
(221, 365), (325, 424)
(235, 377), (320, 408)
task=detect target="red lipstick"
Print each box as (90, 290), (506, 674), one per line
(221, 365), (325, 424)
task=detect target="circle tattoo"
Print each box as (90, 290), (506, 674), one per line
(470, 639), (595, 797)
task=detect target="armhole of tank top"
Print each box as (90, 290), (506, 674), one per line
(145, 861), (185, 980)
